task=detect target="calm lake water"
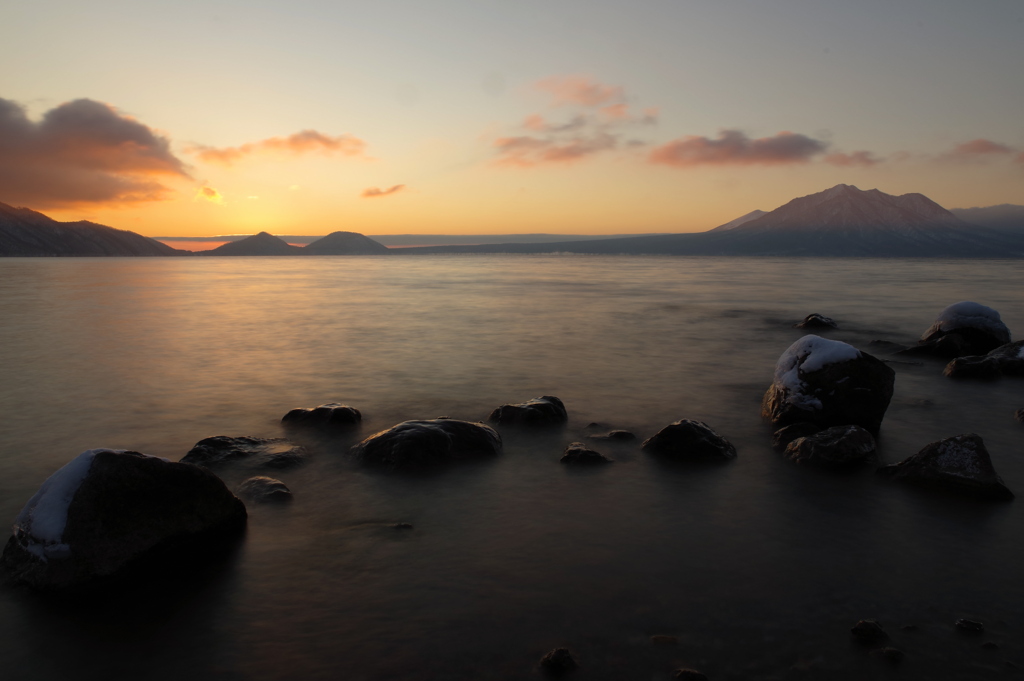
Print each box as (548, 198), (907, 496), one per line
(1, 255), (1023, 680)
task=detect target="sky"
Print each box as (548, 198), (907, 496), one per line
(1, 0), (1022, 238)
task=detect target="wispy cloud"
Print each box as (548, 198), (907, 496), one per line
(361, 184), (405, 198)
(823, 150), (885, 167)
(0, 97), (189, 208)
(194, 185), (224, 204)
(936, 138), (1016, 163)
(535, 76), (624, 107)
(189, 130), (368, 166)
(649, 130), (828, 168)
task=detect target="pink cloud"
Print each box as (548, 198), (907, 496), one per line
(535, 76), (624, 107)
(361, 184), (405, 198)
(190, 130), (367, 165)
(493, 133), (618, 167)
(649, 130), (828, 167)
(950, 139), (1014, 156)
(0, 97), (189, 208)
(823, 151), (885, 167)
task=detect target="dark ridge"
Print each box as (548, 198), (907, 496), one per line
(304, 231), (391, 255)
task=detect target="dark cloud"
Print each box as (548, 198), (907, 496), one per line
(361, 184), (405, 198)
(649, 130), (828, 167)
(0, 97), (189, 208)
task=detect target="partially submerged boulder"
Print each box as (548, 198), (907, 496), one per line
(281, 403), (361, 429)
(641, 420), (736, 460)
(540, 648), (577, 674)
(877, 434), (1014, 500)
(237, 476), (292, 502)
(587, 429), (636, 441)
(851, 619), (888, 643)
(771, 422), (823, 450)
(1, 449), (246, 589)
(489, 396), (567, 426)
(795, 313), (838, 329)
(899, 302), (1011, 359)
(943, 340), (1024, 380)
(784, 425), (876, 466)
(352, 419), (501, 469)
(762, 335), (895, 434)
(560, 442), (612, 464)
(181, 436), (308, 469)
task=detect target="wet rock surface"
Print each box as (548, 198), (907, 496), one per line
(784, 425), (876, 466)
(641, 420), (736, 460)
(795, 313), (838, 329)
(956, 618), (985, 632)
(237, 476), (292, 502)
(181, 436), (308, 469)
(586, 429), (636, 441)
(281, 402), (362, 429)
(877, 434), (1014, 500)
(943, 340), (1024, 379)
(489, 396), (567, 426)
(851, 619), (888, 643)
(1, 449), (247, 590)
(771, 422), (824, 450)
(762, 335), (895, 434)
(539, 647), (577, 674)
(1016, 408), (1024, 423)
(352, 419), (501, 469)
(672, 669), (708, 681)
(560, 442), (612, 464)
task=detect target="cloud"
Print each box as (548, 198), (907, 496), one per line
(535, 76), (624, 107)
(194, 185), (224, 204)
(190, 130), (367, 165)
(951, 139), (1014, 156)
(649, 130), (828, 168)
(0, 97), (189, 208)
(361, 184), (405, 198)
(493, 133), (618, 167)
(823, 150), (885, 167)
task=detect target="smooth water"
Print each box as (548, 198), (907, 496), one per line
(1, 256), (1022, 680)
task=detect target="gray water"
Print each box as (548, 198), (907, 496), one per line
(1, 256), (1022, 680)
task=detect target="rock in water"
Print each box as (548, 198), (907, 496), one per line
(237, 476), (292, 502)
(488, 396), (567, 426)
(352, 419), (501, 469)
(281, 403), (362, 429)
(182, 436), (308, 469)
(672, 670), (708, 681)
(877, 433), (1014, 500)
(641, 420), (736, 460)
(901, 302), (1011, 359)
(762, 335), (895, 434)
(851, 619), (888, 643)
(943, 340), (1024, 379)
(560, 442), (612, 464)
(795, 313), (838, 329)
(539, 647), (577, 673)
(785, 425), (876, 466)
(771, 422), (823, 450)
(1, 449), (246, 589)
(587, 429), (636, 441)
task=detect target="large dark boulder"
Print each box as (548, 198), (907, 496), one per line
(899, 302), (1011, 359)
(281, 403), (362, 429)
(352, 419), (501, 469)
(943, 340), (1024, 380)
(182, 436), (308, 469)
(785, 425), (876, 466)
(1, 449), (246, 589)
(641, 420), (736, 460)
(877, 433), (1014, 500)
(762, 335), (895, 434)
(488, 396), (567, 426)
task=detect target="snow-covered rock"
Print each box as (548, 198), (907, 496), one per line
(352, 419), (501, 469)
(641, 420), (736, 460)
(785, 425), (876, 466)
(488, 395), (567, 426)
(902, 302), (1011, 359)
(1, 449), (246, 589)
(877, 433), (1014, 500)
(762, 335), (895, 433)
(281, 403), (362, 429)
(943, 340), (1024, 379)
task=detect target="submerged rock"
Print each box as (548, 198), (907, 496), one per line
(672, 670), (708, 681)
(181, 436), (308, 469)
(1, 449), (246, 589)
(488, 396), (567, 426)
(943, 340), (1024, 380)
(851, 619), (888, 643)
(237, 476), (292, 502)
(877, 434), (1014, 500)
(771, 422), (823, 450)
(540, 647), (577, 674)
(587, 429), (636, 441)
(785, 425), (876, 466)
(956, 618), (985, 632)
(352, 419), (501, 469)
(560, 442), (612, 464)
(762, 335), (895, 434)
(641, 420), (736, 460)
(795, 313), (838, 329)
(281, 403), (362, 429)
(899, 302), (1011, 359)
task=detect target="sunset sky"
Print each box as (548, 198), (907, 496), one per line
(2, 0), (1022, 238)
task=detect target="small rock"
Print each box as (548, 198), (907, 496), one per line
(795, 313), (838, 329)
(877, 434), (1014, 500)
(872, 647), (904, 663)
(236, 476), (291, 502)
(1015, 409), (1024, 423)
(901, 624), (918, 631)
(560, 442), (612, 464)
(587, 430), (636, 441)
(182, 436), (307, 469)
(956, 618), (985, 632)
(772, 422), (823, 450)
(641, 420), (736, 460)
(393, 522), (413, 529)
(982, 641), (1000, 650)
(672, 669), (708, 681)
(650, 635), (678, 645)
(281, 403), (361, 429)
(489, 396), (567, 426)
(784, 425), (876, 466)
(539, 647), (577, 674)
(352, 419), (501, 469)
(851, 619), (888, 643)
